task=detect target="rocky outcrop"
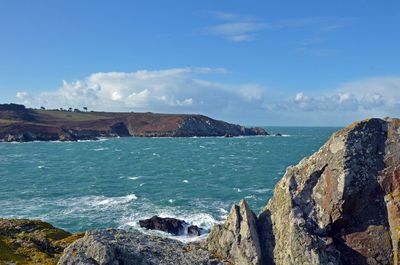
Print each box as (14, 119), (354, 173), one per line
(173, 115), (266, 137)
(139, 216), (205, 236)
(2, 117), (400, 265)
(0, 219), (82, 265)
(58, 229), (228, 265)
(0, 104), (267, 142)
(257, 118), (400, 265)
(207, 200), (263, 265)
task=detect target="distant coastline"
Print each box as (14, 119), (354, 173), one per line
(0, 103), (267, 142)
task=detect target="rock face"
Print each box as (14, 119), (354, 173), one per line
(207, 200), (263, 265)
(0, 219), (82, 265)
(2, 117), (400, 265)
(257, 118), (400, 265)
(139, 216), (205, 236)
(58, 229), (228, 265)
(0, 104), (268, 142)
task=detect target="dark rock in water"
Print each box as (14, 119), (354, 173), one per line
(139, 216), (204, 236)
(275, 133), (282, 136)
(188, 225), (205, 236)
(224, 133), (233, 138)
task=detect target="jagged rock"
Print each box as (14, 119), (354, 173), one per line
(258, 118), (400, 265)
(207, 199), (263, 265)
(139, 216), (204, 236)
(58, 229), (228, 265)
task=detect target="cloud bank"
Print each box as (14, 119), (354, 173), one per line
(15, 69), (400, 125)
(16, 68), (265, 120)
(273, 77), (400, 124)
(289, 77), (400, 112)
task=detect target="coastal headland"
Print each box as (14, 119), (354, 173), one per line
(0, 103), (267, 142)
(1, 117), (399, 264)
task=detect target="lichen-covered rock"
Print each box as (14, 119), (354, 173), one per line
(207, 199), (263, 265)
(0, 218), (82, 265)
(58, 229), (228, 265)
(259, 118), (400, 265)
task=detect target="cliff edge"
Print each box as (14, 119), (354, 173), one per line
(1, 117), (399, 265)
(0, 104), (267, 142)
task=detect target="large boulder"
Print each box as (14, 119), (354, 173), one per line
(207, 199), (263, 265)
(258, 118), (400, 265)
(58, 229), (228, 265)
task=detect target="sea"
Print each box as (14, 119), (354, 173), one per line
(0, 127), (339, 241)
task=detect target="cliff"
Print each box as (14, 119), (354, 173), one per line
(1, 117), (399, 265)
(0, 104), (267, 142)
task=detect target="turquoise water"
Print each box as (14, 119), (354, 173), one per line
(0, 127), (339, 236)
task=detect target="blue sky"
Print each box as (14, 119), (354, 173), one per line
(1, 0), (399, 125)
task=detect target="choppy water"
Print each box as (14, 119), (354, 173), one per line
(0, 127), (339, 239)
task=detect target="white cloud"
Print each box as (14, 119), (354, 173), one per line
(279, 77), (400, 116)
(16, 68), (265, 118)
(204, 12), (353, 43)
(207, 22), (268, 42)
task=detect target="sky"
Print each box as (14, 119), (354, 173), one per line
(1, 0), (399, 126)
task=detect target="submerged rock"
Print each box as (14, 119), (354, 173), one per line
(139, 216), (205, 236)
(58, 229), (228, 265)
(258, 118), (400, 265)
(207, 199), (263, 265)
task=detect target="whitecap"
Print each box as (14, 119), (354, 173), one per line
(128, 176), (141, 180)
(199, 145), (206, 149)
(38, 165), (45, 169)
(139, 183), (146, 187)
(93, 194), (137, 207)
(93, 147), (108, 151)
(182, 180), (189, 183)
(168, 199), (174, 203)
(219, 208), (228, 214)
(253, 188), (272, 193)
(234, 187), (242, 192)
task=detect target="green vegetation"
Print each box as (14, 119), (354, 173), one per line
(34, 109), (111, 122)
(0, 219), (83, 265)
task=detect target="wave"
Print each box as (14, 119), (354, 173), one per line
(253, 188), (272, 193)
(93, 194), (137, 206)
(119, 204), (222, 242)
(93, 147), (109, 151)
(58, 194), (138, 210)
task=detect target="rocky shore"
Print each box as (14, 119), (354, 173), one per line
(0, 104), (267, 142)
(1, 117), (399, 264)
